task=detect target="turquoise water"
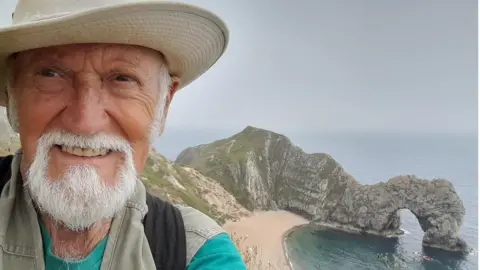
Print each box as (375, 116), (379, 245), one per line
(285, 133), (477, 270)
(285, 224), (476, 270)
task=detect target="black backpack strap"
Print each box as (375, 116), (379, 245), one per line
(0, 155), (13, 193)
(143, 192), (187, 270)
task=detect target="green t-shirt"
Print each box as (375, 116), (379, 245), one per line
(40, 223), (246, 270)
(40, 222), (108, 270)
(186, 232), (247, 270)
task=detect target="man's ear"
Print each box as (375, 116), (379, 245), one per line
(164, 76), (180, 112)
(5, 88), (19, 133)
(154, 76), (180, 137)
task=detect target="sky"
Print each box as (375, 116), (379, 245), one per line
(0, 1), (477, 157)
(172, 0), (476, 136)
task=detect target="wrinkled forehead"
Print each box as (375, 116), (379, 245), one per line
(10, 43), (168, 73)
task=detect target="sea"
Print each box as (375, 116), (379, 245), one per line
(284, 133), (478, 270)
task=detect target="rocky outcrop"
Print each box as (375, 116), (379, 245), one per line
(176, 126), (469, 253)
(140, 149), (251, 224)
(322, 175), (468, 253)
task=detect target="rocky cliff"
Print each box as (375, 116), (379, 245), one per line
(142, 150), (250, 224)
(176, 126), (469, 253)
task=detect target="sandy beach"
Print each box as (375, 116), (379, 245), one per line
(223, 210), (309, 270)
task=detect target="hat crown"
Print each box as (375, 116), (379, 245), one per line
(13, 0), (154, 24)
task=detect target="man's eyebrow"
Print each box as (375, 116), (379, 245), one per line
(109, 59), (150, 75)
(108, 67), (143, 76)
(109, 54), (152, 68)
(27, 59), (72, 72)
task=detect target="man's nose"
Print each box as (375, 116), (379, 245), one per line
(60, 76), (109, 135)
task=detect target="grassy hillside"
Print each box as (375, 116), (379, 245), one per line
(175, 126), (292, 210)
(142, 149), (250, 224)
(175, 125), (355, 213)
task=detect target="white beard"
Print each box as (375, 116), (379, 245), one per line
(24, 130), (137, 231)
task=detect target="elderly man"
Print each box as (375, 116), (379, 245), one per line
(0, 0), (246, 269)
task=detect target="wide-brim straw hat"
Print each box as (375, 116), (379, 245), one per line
(0, 0), (229, 107)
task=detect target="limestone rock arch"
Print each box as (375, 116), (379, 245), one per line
(321, 175), (468, 253)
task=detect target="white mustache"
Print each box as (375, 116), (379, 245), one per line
(35, 130), (133, 153)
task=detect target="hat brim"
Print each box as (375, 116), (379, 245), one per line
(0, 2), (229, 106)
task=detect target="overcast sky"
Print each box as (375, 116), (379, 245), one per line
(0, 0), (477, 136)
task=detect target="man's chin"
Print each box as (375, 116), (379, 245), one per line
(34, 192), (129, 232)
(27, 166), (136, 232)
(43, 212), (110, 232)
(33, 195), (118, 231)
(52, 210), (120, 232)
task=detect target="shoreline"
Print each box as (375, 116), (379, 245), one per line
(312, 221), (404, 238)
(223, 210), (309, 270)
(282, 223), (310, 270)
(280, 221), (405, 269)
(225, 212), (428, 269)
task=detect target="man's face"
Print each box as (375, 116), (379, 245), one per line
(9, 43), (178, 230)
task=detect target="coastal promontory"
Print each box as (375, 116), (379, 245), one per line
(175, 126), (469, 253)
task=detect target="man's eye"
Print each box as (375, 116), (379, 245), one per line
(38, 68), (59, 77)
(114, 75), (135, 82)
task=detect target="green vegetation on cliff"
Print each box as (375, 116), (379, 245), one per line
(141, 150), (250, 224)
(175, 126), (281, 210)
(175, 125), (356, 213)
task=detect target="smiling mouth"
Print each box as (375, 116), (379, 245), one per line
(54, 145), (112, 157)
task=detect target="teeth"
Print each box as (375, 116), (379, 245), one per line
(83, 148), (94, 157)
(73, 147), (82, 156)
(60, 145), (109, 157)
